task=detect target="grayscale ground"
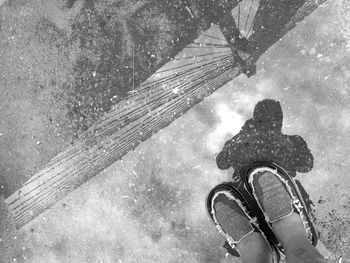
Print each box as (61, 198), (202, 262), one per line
(0, 0), (349, 262)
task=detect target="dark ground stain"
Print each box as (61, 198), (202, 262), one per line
(63, 0), (251, 136)
(249, 0), (305, 57)
(151, 230), (162, 242)
(34, 17), (68, 48)
(65, 0), (77, 9)
(66, 1), (128, 133)
(0, 175), (10, 197)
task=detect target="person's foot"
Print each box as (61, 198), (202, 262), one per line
(247, 164), (318, 246)
(211, 190), (275, 263)
(248, 166), (326, 263)
(250, 170), (294, 222)
(212, 191), (254, 243)
(213, 192), (254, 242)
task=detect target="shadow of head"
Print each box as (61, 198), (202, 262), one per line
(253, 99), (283, 131)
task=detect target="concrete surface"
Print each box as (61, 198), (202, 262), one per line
(0, 196), (16, 263)
(0, 0), (263, 198)
(0, 0), (349, 262)
(0, 0), (211, 196)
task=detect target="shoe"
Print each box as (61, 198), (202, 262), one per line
(245, 162), (318, 255)
(207, 182), (280, 262)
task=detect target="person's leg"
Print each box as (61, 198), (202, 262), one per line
(236, 232), (273, 263)
(272, 213), (326, 263)
(213, 193), (273, 263)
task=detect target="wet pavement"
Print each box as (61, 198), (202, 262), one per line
(1, 0), (350, 263)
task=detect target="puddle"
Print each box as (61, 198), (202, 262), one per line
(0, 1), (349, 263)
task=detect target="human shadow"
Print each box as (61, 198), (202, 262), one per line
(216, 99), (314, 179)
